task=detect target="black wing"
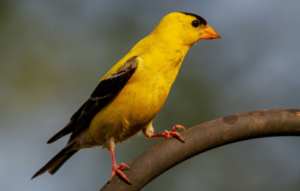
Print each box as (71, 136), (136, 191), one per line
(47, 56), (138, 144)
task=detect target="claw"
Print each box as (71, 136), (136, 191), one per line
(172, 125), (186, 131)
(120, 163), (130, 170)
(110, 163), (131, 184)
(170, 131), (185, 143)
(150, 125), (186, 143)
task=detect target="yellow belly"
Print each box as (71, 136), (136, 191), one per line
(85, 70), (170, 147)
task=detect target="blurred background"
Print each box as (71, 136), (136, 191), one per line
(1, 0), (300, 190)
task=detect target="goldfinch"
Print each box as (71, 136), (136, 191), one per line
(32, 12), (220, 183)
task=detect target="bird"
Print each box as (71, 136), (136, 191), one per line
(31, 12), (220, 184)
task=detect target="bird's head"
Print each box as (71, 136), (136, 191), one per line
(151, 12), (220, 46)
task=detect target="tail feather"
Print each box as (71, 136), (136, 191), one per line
(47, 104), (85, 144)
(32, 142), (78, 179)
(49, 150), (78, 175)
(47, 120), (75, 144)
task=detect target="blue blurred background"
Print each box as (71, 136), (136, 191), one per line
(1, 0), (300, 190)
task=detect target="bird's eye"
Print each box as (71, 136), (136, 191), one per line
(191, 20), (200, 27)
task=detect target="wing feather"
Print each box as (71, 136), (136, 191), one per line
(47, 56), (138, 144)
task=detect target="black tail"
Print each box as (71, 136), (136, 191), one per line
(31, 142), (78, 179)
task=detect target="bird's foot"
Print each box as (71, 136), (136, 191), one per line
(110, 162), (131, 184)
(150, 125), (186, 143)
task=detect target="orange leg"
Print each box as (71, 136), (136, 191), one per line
(109, 150), (131, 184)
(107, 137), (130, 184)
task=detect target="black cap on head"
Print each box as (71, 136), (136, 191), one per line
(179, 12), (207, 26)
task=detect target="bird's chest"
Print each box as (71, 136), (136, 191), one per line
(127, 55), (182, 114)
(123, 71), (170, 123)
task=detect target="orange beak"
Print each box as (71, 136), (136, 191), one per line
(200, 25), (220, 40)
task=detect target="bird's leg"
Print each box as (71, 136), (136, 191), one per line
(143, 124), (186, 143)
(107, 137), (131, 184)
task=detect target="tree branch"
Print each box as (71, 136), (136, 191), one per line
(100, 109), (300, 191)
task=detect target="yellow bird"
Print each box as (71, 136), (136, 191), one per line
(32, 12), (220, 183)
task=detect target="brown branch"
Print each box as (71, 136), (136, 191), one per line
(100, 109), (300, 191)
